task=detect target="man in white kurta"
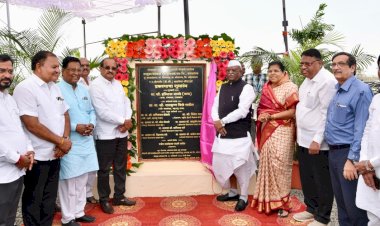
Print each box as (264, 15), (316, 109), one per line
(58, 57), (99, 225)
(0, 54), (35, 226)
(356, 93), (380, 226)
(211, 60), (256, 211)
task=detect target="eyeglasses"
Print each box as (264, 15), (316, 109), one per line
(300, 60), (319, 67)
(102, 66), (118, 71)
(81, 64), (90, 67)
(330, 62), (349, 68)
(66, 68), (82, 73)
(0, 68), (13, 74)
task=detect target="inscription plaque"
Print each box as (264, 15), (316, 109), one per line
(137, 64), (205, 160)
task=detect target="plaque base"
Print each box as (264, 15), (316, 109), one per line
(92, 161), (256, 197)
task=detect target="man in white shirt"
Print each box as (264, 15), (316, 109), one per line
(78, 57), (98, 204)
(294, 49), (337, 226)
(0, 54), (35, 226)
(89, 58), (135, 214)
(13, 51), (72, 226)
(211, 60), (257, 211)
(78, 57), (91, 88)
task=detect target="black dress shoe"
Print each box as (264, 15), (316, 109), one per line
(112, 197), (136, 206)
(86, 196), (99, 204)
(216, 193), (240, 202)
(235, 199), (248, 211)
(62, 219), (80, 226)
(76, 215), (96, 223)
(100, 202), (114, 214)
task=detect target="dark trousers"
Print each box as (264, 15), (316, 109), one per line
(22, 159), (60, 226)
(96, 137), (128, 203)
(298, 146), (334, 224)
(0, 177), (23, 226)
(328, 147), (368, 226)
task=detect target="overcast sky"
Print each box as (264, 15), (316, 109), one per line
(1, 0), (379, 75)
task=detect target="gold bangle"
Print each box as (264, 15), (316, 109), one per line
(60, 138), (64, 145)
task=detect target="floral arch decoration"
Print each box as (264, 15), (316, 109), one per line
(103, 34), (239, 173)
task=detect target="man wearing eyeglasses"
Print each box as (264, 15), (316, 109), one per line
(294, 49), (337, 226)
(89, 58), (135, 214)
(57, 57), (99, 226)
(0, 54), (35, 226)
(324, 52), (372, 226)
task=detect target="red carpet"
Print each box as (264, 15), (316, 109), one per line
(53, 195), (308, 225)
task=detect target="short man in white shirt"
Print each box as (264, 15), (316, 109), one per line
(89, 58), (135, 214)
(78, 57), (91, 88)
(13, 51), (72, 226)
(294, 49), (337, 226)
(78, 57), (98, 204)
(0, 54), (35, 226)
(211, 60), (257, 212)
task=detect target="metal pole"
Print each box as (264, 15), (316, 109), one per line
(5, 0), (11, 33)
(183, 0), (190, 35)
(282, 0), (289, 53)
(82, 18), (87, 58)
(157, 3), (161, 36)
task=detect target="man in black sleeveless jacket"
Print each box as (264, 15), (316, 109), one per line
(211, 60), (257, 211)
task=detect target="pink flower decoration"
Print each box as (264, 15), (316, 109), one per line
(153, 38), (162, 46)
(120, 73), (129, 81)
(186, 54), (196, 60)
(161, 51), (169, 59)
(162, 38), (169, 46)
(119, 58), (128, 65)
(171, 51), (179, 59)
(145, 38), (154, 47)
(172, 39), (179, 46)
(153, 51), (161, 59)
(219, 51), (228, 59)
(228, 51), (235, 60)
(119, 65), (127, 73)
(177, 37), (185, 45)
(186, 38), (196, 47)
(144, 45), (154, 54)
(184, 45), (194, 53)
(145, 53), (153, 59)
(177, 51), (185, 59)
(115, 73), (123, 80)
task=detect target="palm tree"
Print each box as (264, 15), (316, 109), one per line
(0, 7), (76, 92)
(239, 3), (375, 86)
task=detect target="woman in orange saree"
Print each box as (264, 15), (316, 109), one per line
(251, 61), (299, 217)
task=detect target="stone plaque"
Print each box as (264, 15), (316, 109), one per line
(136, 64), (205, 160)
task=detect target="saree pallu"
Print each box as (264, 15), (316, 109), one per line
(251, 81), (298, 214)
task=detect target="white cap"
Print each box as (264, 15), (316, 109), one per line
(227, 60), (241, 68)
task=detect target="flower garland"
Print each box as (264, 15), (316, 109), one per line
(103, 34), (238, 172)
(104, 33), (238, 90)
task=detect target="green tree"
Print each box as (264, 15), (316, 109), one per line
(0, 7), (76, 92)
(240, 3), (375, 86)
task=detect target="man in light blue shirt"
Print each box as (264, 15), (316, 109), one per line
(325, 52), (372, 226)
(58, 57), (99, 226)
